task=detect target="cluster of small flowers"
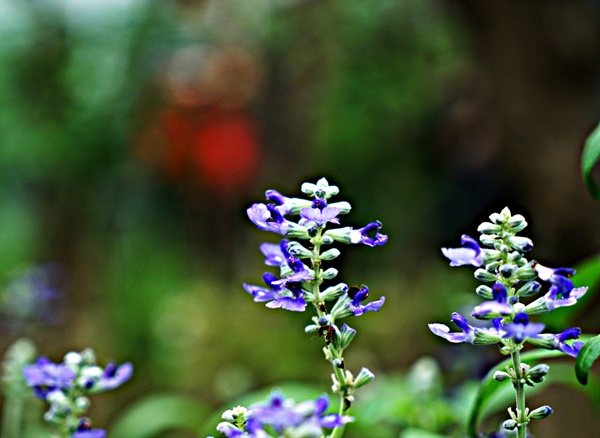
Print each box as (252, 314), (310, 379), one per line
(429, 207), (587, 355)
(429, 207), (588, 431)
(220, 178), (388, 437)
(22, 349), (133, 438)
(216, 392), (353, 438)
(244, 178), (385, 396)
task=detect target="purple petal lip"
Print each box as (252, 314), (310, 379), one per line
(300, 207), (340, 226)
(441, 235), (484, 267)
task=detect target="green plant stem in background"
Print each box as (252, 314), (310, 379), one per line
(511, 350), (527, 438)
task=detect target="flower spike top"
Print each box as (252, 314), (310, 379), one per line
(430, 207), (588, 355)
(429, 207), (591, 436)
(234, 177), (387, 438)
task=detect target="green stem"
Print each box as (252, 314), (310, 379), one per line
(1, 392), (24, 438)
(512, 349), (527, 438)
(329, 393), (348, 438)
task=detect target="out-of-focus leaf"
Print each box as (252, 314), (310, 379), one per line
(400, 428), (447, 438)
(576, 335), (600, 385)
(581, 122), (600, 200)
(111, 393), (209, 438)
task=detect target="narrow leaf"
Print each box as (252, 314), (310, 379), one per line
(581, 121), (600, 200)
(575, 335), (600, 385)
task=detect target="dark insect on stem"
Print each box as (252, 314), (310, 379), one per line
(318, 325), (335, 345)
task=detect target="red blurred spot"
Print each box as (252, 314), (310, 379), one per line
(193, 109), (260, 195)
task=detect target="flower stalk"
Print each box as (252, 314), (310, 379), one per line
(429, 207), (588, 436)
(220, 178), (386, 437)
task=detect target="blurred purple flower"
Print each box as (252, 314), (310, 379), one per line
(22, 357), (75, 400)
(71, 419), (106, 438)
(92, 362), (133, 393)
(441, 235), (484, 267)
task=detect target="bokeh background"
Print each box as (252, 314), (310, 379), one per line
(1, 0), (599, 437)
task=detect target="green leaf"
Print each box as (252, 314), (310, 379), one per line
(400, 428), (447, 438)
(576, 335), (600, 385)
(111, 393), (209, 438)
(581, 121), (600, 200)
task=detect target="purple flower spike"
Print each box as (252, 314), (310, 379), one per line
(534, 263), (576, 298)
(553, 327), (584, 357)
(471, 282), (513, 319)
(22, 357), (76, 400)
(350, 221), (388, 247)
(503, 312), (544, 343)
(441, 234), (484, 267)
(347, 286), (385, 316)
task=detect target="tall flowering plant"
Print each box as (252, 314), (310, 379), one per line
(429, 207), (589, 437)
(217, 178), (387, 438)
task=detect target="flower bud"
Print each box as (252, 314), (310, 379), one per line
(74, 396), (90, 413)
(529, 405), (553, 419)
(80, 348), (97, 365)
(321, 268), (338, 280)
(287, 223), (310, 239)
(338, 323), (356, 350)
(478, 222), (502, 235)
(527, 364), (550, 384)
(64, 352), (83, 366)
(502, 420), (518, 430)
(353, 367), (375, 389)
(486, 261), (502, 272)
(476, 285), (493, 300)
(321, 235), (334, 245)
(516, 281), (541, 297)
(512, 265), (537, 281)
(480, 235), (498, 246)
(320, 248), (341, 260)
(507, 214), (527, 232)
(287, 242), (313, 259)
(489, 212), (505, 225)
(475, 269), (497, 283)
(499, 264), (517, 278)
(508, 236), (533, 252)
(494, 371), (511, 381)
